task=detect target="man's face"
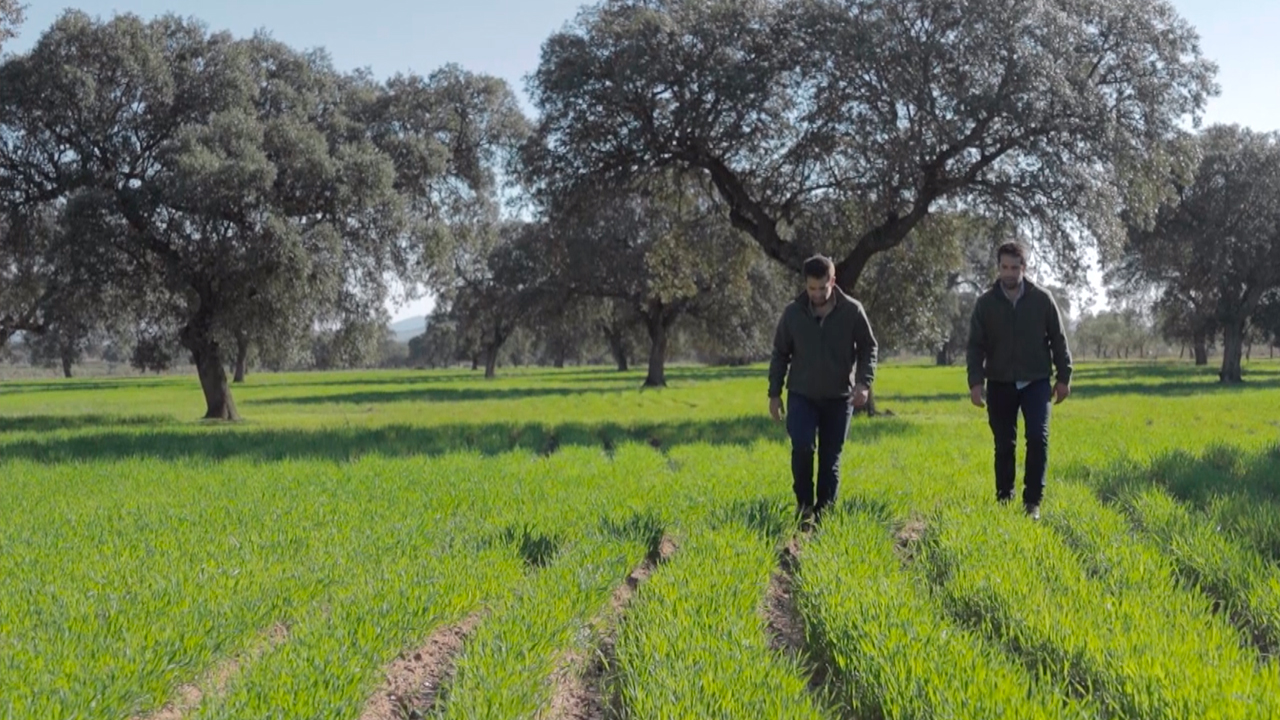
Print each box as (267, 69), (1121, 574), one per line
(806, 275), (835, 307)
(998, 254), (1024, 290)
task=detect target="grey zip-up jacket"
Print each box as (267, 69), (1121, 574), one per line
(768, 288), (877, 400)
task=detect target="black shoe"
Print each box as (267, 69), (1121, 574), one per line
(797, 503), (816, 530)
(812, 503), (829, 527)
(1024, 503), (1040, 521)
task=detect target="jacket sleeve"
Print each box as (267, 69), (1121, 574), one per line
(851, 300), (878, 388)
(768, 311), (792, 398)
(966, 297), (986, 389)
(1045, 292), (1073, 386)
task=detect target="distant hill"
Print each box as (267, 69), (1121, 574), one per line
(388, 316), (427, 343)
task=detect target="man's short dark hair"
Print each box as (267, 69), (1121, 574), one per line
(803, 255), (836, 281)
(996, 241), (1027, 267)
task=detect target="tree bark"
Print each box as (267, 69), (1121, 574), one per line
(643, 313), (670, 388)
(233, 334), (249, 383)
(936, 344), (951, 366)
(603, 325), (630, 372)
(180, 310), (239, 421)
(61, 352), (73, 379)
(484, 346), (498, 379)
(1220, 320), (1246, 384)
(1193, 329), (1209, 367)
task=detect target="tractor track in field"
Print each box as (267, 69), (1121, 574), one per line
(544, 534), (678, 720)
(359, 611), (485, 720)
(766, 538), (832, 691)
(766, 534), (857, 719)
(133, 622), (290, 720)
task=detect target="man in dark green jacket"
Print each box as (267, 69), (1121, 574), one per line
(966, 241), (1073, 520)
(769, 255), (878, 524)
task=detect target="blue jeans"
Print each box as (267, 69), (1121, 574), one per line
(786, 392), (853, 513)
(986, 379), (1052, 505)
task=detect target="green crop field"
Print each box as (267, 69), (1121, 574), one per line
(3, 360), (1280, 719)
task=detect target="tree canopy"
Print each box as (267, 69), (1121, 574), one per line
(0, 12), (525, 417)
(527, 0), (1217, 291)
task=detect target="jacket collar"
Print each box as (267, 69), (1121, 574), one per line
(797, 286), (850, 315)
(990, 276), (1035, 295)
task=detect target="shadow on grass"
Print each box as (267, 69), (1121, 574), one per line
(1065, 442), (1280, 559)
(709, 496), (794, 541)
(249, 366), (768, 406)
(0, 378), (171, 395)
(497, 523), (565, 569)
(1065, 443), (1280, 506)
(0, 414), (915, 464)
(248, 385), (627, 406)
(0, 413), (173, 434)
(0, 365), (766, 399)
(888, 364), (1280, 403)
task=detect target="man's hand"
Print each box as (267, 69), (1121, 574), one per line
(769, 396), (784, 422)
(1054, 382), (1070, 405)
(851, 384), (870, 409)
(970, 385), (985, 408)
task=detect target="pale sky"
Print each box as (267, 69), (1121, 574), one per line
(8, 0), (1279, 322)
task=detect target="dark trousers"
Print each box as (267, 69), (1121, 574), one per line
(986, 378), (1052, 505)
(786, 391), (853, 513)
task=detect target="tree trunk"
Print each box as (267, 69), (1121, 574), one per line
(484, 348), (498, 379)
(471, 354), (480, 371)
(1193, 329), (1209, 367)
(180, 312), (239, 421)
(643, 315), (669, 388)
(1220, 321), (1246, 384)
(194, 351), (238, 420)
(603, 327), (629, 372)
(554, 355), (566, 369)
(1179, 344), (1185, 360)
(61, 353), (73, 379)
(233, 335), (249, 383)
(935, 343), (951, 366)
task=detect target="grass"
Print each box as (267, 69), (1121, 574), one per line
(2, 358), (1280, 718)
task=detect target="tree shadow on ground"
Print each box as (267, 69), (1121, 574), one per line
(1064, 442), (1280, 559)
(1065, 443), (1280, 509)
(888, 364), (1280, 403)
(0, 414), (173, 434)
(0, 378), (170, 395)
(0, 414), (915, 464)
(248, 384), (630, 406)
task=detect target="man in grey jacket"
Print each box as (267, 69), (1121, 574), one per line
(768, 255), (878, 525)
(967, 241), (1073, 520)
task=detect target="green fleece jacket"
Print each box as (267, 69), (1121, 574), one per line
(768, 288), (878, 400)
(966, 278), (1073, 389)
